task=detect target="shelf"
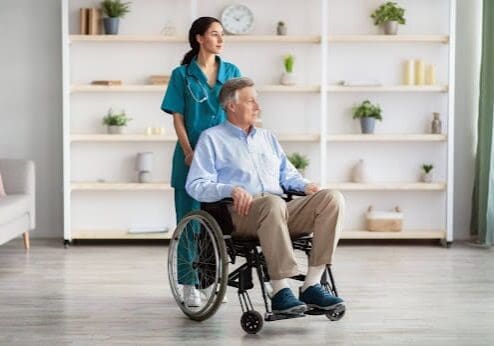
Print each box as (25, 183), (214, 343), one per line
(329, 35), (449, 43)
(258, 85), (320, 93)
(325, 182), (446, 191)
(70, 133), (318, 142)
(70, 84), (165, 93)
(71, 230), (171, 239)
(70, 84), (320, 93)
(63, 1), (455, 243)
(326, 134), (447, 142)
(340, 230), (445, 239)
(70, 229), (443, 240)
(327, 85), (448, 93)
(70, 35), (187, 43)
(69, 34), (448, 44)
(71, 182), (172, 191)
(276, 133), (320, 141)
(71, 134), (177, 142)
(225, 35), (320, 43)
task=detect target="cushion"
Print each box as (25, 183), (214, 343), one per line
(0, 195), (30, 225)
(0, 173), (6, 197)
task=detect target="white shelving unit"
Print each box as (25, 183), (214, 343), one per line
(62, 0), (455, 243)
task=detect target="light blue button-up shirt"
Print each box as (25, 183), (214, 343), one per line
(186, 121), (309, 203)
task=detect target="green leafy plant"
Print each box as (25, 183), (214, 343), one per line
(102, 108), (132, 126)
(371, 2), (406, 25)
(352, 100), (383, 120)
(421, 164), (434, 173)
(101, 0), (131, 18)
(278, 21), (285, 26)
(284, 54), (294, 73)
(287, 153), (310, 170)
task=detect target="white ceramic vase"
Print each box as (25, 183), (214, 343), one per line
(421, 171), (433, 183)
(280, 72), (296, 86)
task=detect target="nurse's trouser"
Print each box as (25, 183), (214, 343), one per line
(229, 190), (345, 280)
(175, 189), (200, 285)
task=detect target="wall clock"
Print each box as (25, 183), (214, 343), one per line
(221, 4), (254, 35)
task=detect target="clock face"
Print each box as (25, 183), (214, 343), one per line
(221, 4), (254, 35)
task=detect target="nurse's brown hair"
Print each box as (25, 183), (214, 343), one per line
(181, 17), (222, 65)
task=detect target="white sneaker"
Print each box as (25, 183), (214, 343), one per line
(199, 286), (228, 303)
(183, 285), (201, 307)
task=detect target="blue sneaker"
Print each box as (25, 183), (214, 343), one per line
(299, 284), (345, 310)
(271, 288), (307, 315)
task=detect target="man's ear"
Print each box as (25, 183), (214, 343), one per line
(226, 101), (236, 113)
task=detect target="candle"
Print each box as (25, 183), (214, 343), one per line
(426, 64), (437, 85)
(415, 59), (425, 85)
(404, 59), (415, 85)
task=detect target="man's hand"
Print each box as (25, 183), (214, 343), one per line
(184, 151), (194, 166)
(231, 186), (253, 216)
(304, 182), (320, 195)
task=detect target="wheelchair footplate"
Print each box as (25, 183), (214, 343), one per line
(265, 312), (306, 322)
(305, 303), (345, 316)
(305, 303), (346, 321)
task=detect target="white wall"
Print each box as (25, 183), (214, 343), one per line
(0, 0), (481, 239)
(0, 0), (63, 238)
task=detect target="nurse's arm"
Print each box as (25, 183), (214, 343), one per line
(172, 113), (193, 164)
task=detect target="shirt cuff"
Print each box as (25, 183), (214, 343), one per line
(219, 184), (235, 199)
(294, 179), (310, 192)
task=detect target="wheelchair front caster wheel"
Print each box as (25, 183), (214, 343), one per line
(326, 305), (346, 321)
(241, 310), (263, 334)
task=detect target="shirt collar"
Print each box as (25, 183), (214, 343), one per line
(224, 121), (257, 138)
(188, 55), (226, 85)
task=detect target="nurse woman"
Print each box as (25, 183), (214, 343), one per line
(161, 17), (241, 307)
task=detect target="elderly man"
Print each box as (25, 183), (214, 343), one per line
(185, 77), (345, 315)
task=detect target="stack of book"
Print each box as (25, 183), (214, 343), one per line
(80, 8), (102, 35)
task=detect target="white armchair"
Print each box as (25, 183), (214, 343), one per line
(0, 159), (35, 249)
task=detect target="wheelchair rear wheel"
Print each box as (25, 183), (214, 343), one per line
(168, 210), (228, 321)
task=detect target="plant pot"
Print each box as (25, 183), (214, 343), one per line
(360, 117), (376, 134)
(421, 171), (433, 183)
(107, 125), (124, 134)
(103, 17), (120, 35)
(277, 23), (287, 35)
(383, 21), (398, 35)
(280, 72), (296, 86)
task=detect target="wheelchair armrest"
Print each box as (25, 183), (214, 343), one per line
(283, 189), (306, 202)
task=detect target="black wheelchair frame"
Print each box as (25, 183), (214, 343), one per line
(168, 192), (345, 334)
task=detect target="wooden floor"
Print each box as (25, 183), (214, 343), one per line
(0, 239), (493, 345)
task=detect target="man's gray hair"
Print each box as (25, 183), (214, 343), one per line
(219, 77), (255, 110)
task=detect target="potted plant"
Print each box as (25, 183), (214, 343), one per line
(280, 54), (296, 85)
(352, 100), (383, 134)
(101, 0), (131, 35)
(277, 21), (287, 35)
(287, 152), (310, 176)
(102, 108), (132, 134)
(420, 163), (434, 183)
(370, 2), (406, 35)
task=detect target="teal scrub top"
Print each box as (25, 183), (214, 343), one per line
(161, 56), (241, 189)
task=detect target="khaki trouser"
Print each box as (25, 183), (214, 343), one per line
(229, 189), (345, 280)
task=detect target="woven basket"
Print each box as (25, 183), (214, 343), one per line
(365, 206), (403, 232)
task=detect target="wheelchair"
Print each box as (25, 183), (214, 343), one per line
(167, 191), (345, 334)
